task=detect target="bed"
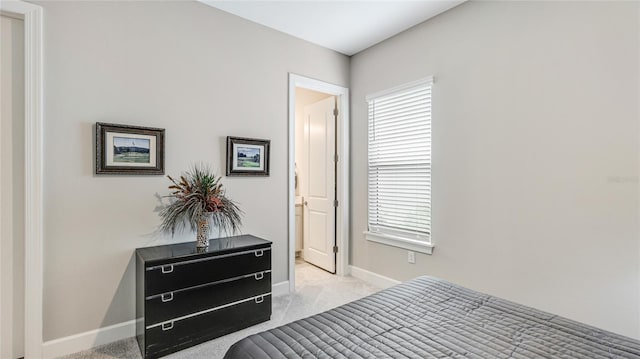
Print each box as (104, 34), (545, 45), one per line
(224, 276), (640, 358)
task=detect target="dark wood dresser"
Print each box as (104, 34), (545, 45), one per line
(135, 235), (272, 358)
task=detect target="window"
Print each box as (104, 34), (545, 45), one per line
(365, 77), (434, 254)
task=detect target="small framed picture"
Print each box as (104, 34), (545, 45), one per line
(95, 122), (165, 175)
(226, 136), (270, 176)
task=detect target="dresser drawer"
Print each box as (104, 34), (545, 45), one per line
(145, 294), (271, 358)
(145, 248), (271, 296)
(145, 271), (271, 326)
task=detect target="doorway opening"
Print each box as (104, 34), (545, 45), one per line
(0, 1), (44, 357)
(295, 89), (336, 275)
(1, 11), (25, 359)
(288, 74), (349, 293)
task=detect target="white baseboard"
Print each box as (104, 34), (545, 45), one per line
(272, 280), (290, 297)
(349, 265), (401, 289)
(42, 282), (290, 358)
(42, 319), (136, 359)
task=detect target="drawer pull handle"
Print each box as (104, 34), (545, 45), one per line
(161, 265), (173, 274)
(161, 322), (174, 331)
(254, 250), (264, 257)
(254, 272), (264, 280)
(255, 296), (264, 304)
(161, 292), (174, 303)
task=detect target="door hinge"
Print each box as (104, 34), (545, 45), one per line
(333, 108), (339, 117)
(333, 246), (339, 253)
(334, 154), (339, 162)
(334, 200), (339, 207)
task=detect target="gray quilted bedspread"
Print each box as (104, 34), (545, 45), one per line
(224, 276), (640, 358)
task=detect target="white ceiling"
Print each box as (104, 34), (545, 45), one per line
(199, 1), (465, 56)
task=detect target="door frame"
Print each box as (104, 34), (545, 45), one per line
(0, 1), (44, 358)
(288, 74), (349, 293)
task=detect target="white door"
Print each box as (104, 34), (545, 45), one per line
(0, 14), (25, 359)
(302, 96), (336, 273)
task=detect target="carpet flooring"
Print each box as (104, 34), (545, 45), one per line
(60, 260), (381, 359)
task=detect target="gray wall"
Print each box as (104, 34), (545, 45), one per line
(37, 1), (349, 341)
(350, 1), (639, 339)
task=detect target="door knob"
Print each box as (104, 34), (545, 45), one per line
(304, 201), (308, 206)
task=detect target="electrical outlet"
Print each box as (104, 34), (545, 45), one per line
(408, 251), (415, 264)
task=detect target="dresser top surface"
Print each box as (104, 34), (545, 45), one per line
(135, 234), (271, 264)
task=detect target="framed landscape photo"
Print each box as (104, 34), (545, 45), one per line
(226, 136), (270, 176)
(95, 122), (165, 175)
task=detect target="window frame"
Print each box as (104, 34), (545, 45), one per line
(364, 77), (434, 255)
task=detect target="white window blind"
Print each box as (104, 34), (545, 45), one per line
(367, 77), (432, 243)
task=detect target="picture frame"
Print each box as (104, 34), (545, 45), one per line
(226, 136), (270, 176)
(95, 122), (165, 175)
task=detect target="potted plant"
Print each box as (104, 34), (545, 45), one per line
(159, 164), (242, 247)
